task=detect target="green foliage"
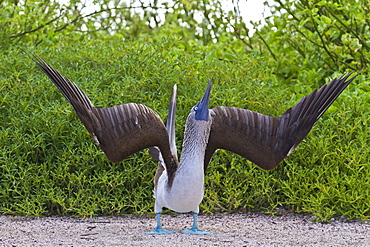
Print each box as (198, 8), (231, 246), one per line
(0, 0), (369, 222)
(0, 0), (244, 49)
(250, 0), (369, 81)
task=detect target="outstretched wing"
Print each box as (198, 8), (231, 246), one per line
(31, 54), (178, 173)
(205, 72), (357, 170)
(149, 84), (178, 163)
(148, 84), (178, 188)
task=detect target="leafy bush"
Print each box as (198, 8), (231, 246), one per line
(250, 0), (369, 81)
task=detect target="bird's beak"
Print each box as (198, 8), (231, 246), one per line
(195, 78), (212, 121)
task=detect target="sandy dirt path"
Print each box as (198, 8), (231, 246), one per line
(0, 213), (369, 246)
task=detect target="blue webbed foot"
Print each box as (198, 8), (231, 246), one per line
(181, 227), (213, 235)
(181, 212), (213, 234)
(145, 213), (175, 235)
(145, 227), (175, 235)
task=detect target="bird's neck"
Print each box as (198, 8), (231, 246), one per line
(178, 119), (211, 174)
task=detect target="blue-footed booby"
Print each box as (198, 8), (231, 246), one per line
(29, 54), (357, 234)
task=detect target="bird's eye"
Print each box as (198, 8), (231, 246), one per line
(194, 106), (198, 111)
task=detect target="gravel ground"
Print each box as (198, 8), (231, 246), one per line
(0, 213), (369, 246)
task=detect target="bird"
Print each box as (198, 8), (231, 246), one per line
(29, 53), (357, 234)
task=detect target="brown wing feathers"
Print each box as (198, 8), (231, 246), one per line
(32, 56), (94, 111)
(206, 107), (284, 170)
(206, 72), (357, 171)
(93, 104), (171, 163)
(276, 72), (356, 155)
(31, 55), (176, 171)
(31, 53), (356, 175)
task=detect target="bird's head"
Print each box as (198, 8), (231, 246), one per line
(184, 78), (213, 145)
(192, 78), (213, 122)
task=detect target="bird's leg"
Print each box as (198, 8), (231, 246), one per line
(181, 212), (213, 234)
(145, 213), (175, 234)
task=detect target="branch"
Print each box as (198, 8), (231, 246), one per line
(254, 29), (277, 61)
(275, 0), (301, 22)
(310, 14), (338, 69)
(10, 14), (62, 38)
(81, 5), (172, 20)
(293, 25), (324, 48)
(226, 17), (253, 49)
(324, 5), (370, 51)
